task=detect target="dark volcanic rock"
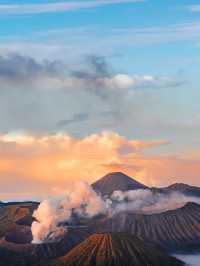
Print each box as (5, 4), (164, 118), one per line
(92, 172), (148, 196)
(47, 233), (183, 266)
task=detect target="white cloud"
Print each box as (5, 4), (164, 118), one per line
(103, 74), (182, 90)
(105, 74), (135, 89)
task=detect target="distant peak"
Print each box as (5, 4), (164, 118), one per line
(106, 171), (129, 176)
(168, 183), (188, 188)
(102, 171), (134, 180)
(167, 182), (199, 190)
(92, 172), (148, 196)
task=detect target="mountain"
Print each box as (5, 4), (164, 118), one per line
(92, 172), (148, 196)
(0, 177), (200, 265)
(85, 202), (200, 252)
(1, 200), (200, 264)
(47, 233), (183, 266)
(150, 183), (200, 198)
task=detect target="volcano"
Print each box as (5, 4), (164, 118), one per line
(92, 172), (147, 196)
(87, 202), (200, 251)
(48, 233), (183, 266)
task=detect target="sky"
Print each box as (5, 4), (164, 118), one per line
(1, 0), (200, 200)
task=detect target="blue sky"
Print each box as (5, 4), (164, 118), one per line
(1, 0), (200, 76)
(0, 0), (200, 152)
(1, 0), (200, 72)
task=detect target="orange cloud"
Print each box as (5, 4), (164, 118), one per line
(0, 132), (199, 200)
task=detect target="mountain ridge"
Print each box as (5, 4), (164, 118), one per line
(86, 201), (200, 251)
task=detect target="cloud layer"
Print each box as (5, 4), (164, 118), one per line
(0, 53), (181, 91)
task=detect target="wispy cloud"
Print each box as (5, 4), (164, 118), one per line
(110, 22), (200, 46)
(0, 0), (144, 15)
(2, 22), (200, 61)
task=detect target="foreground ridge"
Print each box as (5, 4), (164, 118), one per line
(48, 233), (183, 266)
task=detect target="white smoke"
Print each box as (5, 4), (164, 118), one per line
(31, 181), (109, 244)
(31, 182), (200, 244)
(110, 189), (200, 214)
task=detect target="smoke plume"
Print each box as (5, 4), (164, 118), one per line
(110, 189), (200, 214)
(31, 181), (109, 243)
(31, 182), (200, 243)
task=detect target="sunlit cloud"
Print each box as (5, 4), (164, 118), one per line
(0, 131), (199, 200)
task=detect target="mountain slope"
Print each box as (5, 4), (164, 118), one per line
(92, 172), (147, 196)
(48, 233), (183, 266)
(87, 202), (200, 251)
